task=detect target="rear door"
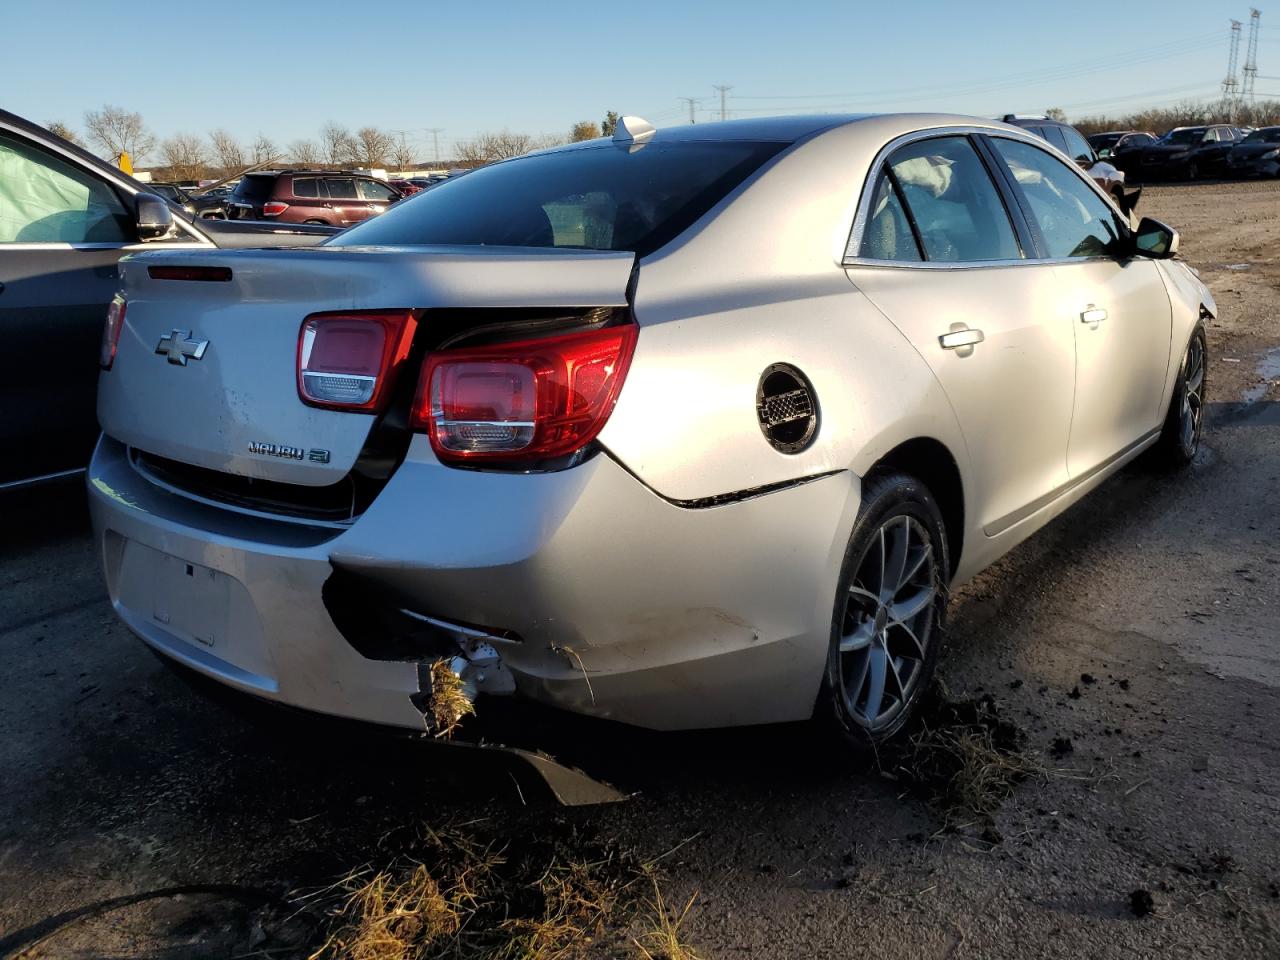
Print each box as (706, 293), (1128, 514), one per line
(846, 133), (1076, 537)
(985, 135), (1171, 478)
(0, 127), (207, 485)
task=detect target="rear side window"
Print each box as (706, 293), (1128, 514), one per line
(857, 174), (921, 261)
(328, 141), (786, 255)
(990, 137), (1125, 259)
(234, 174), (276, 202)
(292, 177), (320, 199)
(869, 136), (1021, 263)
(0, 131), (130, 243)
(326, 177), (357, 199)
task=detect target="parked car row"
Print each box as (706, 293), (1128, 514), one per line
(225, 169), (411, 227)
(1088, 123), (1280, 181)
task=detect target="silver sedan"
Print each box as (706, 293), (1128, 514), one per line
(89, 113), (1211, 747)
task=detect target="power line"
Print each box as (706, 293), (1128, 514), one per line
(677, 97), (700, 124)
(712, 85), (732, 121)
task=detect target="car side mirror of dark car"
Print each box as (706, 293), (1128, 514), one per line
(135, 193), (174, 241)
(1133, 216), (1178, 259)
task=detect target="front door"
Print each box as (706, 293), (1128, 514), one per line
(984, 135), (1172, 478)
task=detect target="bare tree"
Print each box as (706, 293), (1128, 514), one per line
(601, 111), (620, 137)
(321, 122), (355, 167)
(570, 121), (601, 142)
(456, 130), (535, 167)
(83, 104), (155, 162)
(209, 128), (245, 171)
(251, 134), (279, 165)
(1045, 107), (1068, 122)
(353, 127), (394, 168)
(160, 133), (209, 181)
(288, 139), (322, 166)
(390, 134), (417, 171)
(47, 122), (82, 146)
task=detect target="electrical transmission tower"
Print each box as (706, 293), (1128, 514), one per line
(425, 128), (443, 164)
(678, 97), (699, 124)
(713, 85), (732, 121)
(1223, 19), (1242, 121)
(1242, 8), (1261, 114)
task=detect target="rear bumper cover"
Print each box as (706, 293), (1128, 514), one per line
(89, 435), (858, 731)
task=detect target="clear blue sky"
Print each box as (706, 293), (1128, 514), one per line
(3, 0), (1275, 161)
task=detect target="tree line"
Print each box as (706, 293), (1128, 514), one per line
(1048, 100), (1280, 137)
(47, 105), (623, 182)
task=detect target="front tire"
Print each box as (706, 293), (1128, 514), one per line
(824, 472), (949, 747)
(1153, 324), (1207, 467)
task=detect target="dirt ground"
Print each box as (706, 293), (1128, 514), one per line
(2, 181), (1279, 959)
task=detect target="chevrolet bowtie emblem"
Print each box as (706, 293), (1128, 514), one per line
(155, 329), (209, 365)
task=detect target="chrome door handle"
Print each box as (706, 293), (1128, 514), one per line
(939, 327), (985, 350)
(1080, 307), (1108, 326)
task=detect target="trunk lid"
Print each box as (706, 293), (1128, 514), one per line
(99, 246), (633, 486)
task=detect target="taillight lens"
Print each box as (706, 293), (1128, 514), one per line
(297, 311), (417, 412)
(100, 294), (126, 370)
(412, 325), (638, 464)
(262, 201), (289, 216)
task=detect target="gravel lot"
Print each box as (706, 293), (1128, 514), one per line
(2, 181), (1278, 959)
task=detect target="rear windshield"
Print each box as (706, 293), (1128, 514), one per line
(328, 141), (786, 255)
(234, 174), (276, 201)
(1090, 134), (1122, 148)
(1163, 128), (1207, 144)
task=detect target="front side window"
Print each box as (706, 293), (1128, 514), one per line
(990, 137), (1126, 259)
(873, 136), (1021, 263)
(357, 179), (397, 201)
(1059, 127), (1094, 165)
(0, 132), (130, 243)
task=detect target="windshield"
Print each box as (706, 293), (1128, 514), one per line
(1090, 134), (1122, 149)
(1163, 128), (1208, 145)
(329, 140), (786, 255)
(1244, 127), (1280, 143)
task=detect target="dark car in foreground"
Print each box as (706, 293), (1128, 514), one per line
(1001, 115), (1128, 209)
(1087, 130), (1157, 160)
(0, 109), (337, 490)
(1119, 125), (1242, 181)
(1225, 126), (1280, 178)
(227, 170), (405, 227)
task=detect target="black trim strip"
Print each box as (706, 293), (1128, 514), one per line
(605, 451), (844, 509)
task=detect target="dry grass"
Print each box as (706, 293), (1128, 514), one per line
(886, 686), (1043, 821)
(632, 878), (702, 960)
(305, 821), (696, 960)
(426, 659), (475, 739)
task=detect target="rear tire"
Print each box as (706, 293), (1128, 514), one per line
(823, 472), (949, 748)
(1153, 324), (1207, 468)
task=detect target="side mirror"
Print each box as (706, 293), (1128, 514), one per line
(1133, 216), (1178, 259)
(134, 192), (174, 241)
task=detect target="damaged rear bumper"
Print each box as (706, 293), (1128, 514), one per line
(88, 434), (858, 734)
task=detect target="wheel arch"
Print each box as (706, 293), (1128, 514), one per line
(865, 437), (965, 579)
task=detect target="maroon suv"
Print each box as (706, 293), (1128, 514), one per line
(227, 170), (404, 227)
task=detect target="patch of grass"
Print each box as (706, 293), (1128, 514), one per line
(305, 820), (697, 960)
(633, 878), (702, 960)
(885, 685), (1043, 821)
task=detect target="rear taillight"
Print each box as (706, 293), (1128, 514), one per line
(100, 294), (126, 370)
(262, 201), (289, 217)
(297, 311), (417, 412)
(411, 324), (638, 464)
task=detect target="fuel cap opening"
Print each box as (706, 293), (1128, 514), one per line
(756, 363), (818, 454)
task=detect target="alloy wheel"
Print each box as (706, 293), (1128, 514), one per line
(836, 514), (937, 732)
(1180, 335), (1205, 451)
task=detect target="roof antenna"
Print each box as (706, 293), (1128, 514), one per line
(612, 116), (656, 147)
